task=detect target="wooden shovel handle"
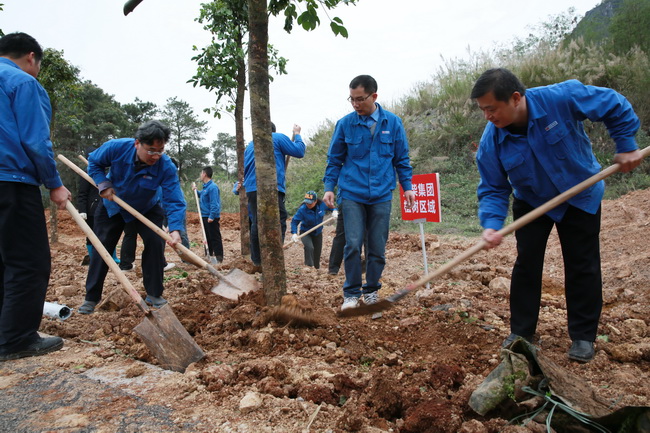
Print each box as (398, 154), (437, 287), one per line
(405, 145), (650, 293)
(65, 201), (150, 314)
(283, 215), (336, 249)
(57, 154), (219, 276)
(193, 187), (210, 255)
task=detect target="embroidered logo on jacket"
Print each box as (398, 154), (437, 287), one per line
(545, 121), (558, 131)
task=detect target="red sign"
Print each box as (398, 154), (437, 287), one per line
(400, 173), (441, 223)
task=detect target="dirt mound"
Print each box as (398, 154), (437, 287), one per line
(3, 190), (649, 432)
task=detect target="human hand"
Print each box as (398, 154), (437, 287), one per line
(292, 124), (301, 136)
(192, 182), (196, 190)
(208, 218), (214, 223)
(482, 228), (503, 250)
(292, 234), (299, 243)
(614, 149), (643, 173)
(331, 210), (339, 219)
(167, 231), (182, 247)
(323, 191), (335, 208)
(79, 212), (87, 220)
(404, 190), (416, 209)
(100, 187), (115, 201)
(50, 186), (72, 210)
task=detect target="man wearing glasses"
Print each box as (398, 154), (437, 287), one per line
(323, 75), (415, 313)
(79, 120), (186, 314)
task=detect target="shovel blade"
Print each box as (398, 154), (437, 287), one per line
(133, 304), (204, 372)
(211, 268), (260, 300)
(337, 299), (394, 318)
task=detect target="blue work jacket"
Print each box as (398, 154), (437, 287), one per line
(87, 138), (187, 232)
(476, 80), (640, 230)
(323, 104), (413, 204)
(291, 201), (332, 235)
(243, 132), (305, 193)
(0, 58), (62, 189)
(197, 179), (221, 219)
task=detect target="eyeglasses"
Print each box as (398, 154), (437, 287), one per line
(141, 144), (165, 156)
(347, 94), (373, 104)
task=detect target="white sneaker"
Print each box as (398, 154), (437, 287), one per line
(163, 262), (176, 272)
(364, 291), (379, 305)
(364, 291), (383, 320)
(341, 297), (360, 310)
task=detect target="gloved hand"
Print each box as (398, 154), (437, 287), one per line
(79, 212), (87, 220)
(331, 210), (339, 219)
(292, 234), (299, 243)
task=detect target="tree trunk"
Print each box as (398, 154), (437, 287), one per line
(247, 0), (286, 306)
(235, 29), (250, 256)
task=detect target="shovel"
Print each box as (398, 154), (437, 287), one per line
(58, 154), (260, 301)
(192, 185), (210, 258)
(65, 201), (204, 372)
(339, 146), (650, 318)
(283, 215), (336, 249)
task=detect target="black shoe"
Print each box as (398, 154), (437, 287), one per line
(328, 268), (339, 275)
(568, 340), (595, 363)
(81, 255), (90, 266)
(78, 300), (97, 315)
(119, 263), (134, 271)
(0, 336), (63, 361)
(502, 333), (533, 348)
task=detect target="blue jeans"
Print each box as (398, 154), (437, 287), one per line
(341, 199), (391, 298)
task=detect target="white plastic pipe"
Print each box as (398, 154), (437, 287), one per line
(43, 301), (72, 320)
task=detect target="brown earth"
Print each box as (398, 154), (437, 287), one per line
(1, 190), (649, 432)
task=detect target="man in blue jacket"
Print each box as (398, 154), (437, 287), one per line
(79, 120), (186, 314)
(243, 123), (305, 268)
(471, 68), (643, 362)
(193, 166), (223, 264)
(323, 75), (415, 312)
(0, 32), (72, 361)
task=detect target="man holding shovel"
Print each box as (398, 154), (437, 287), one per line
(192, 166), (223, 265)
(471, 68), (643, 362)
(0, 33), (72, 361)
(323, 75), (415, 312)
(79, 120), (186, 314)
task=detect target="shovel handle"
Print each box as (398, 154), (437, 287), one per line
(65, 201), (151, 314)
(283, 215), (336, 249)
(399, 145), (650, 299)
(57, 154), (222, 277)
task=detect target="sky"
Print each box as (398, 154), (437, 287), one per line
(1, 0), (601, 145)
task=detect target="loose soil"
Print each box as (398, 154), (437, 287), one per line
(1, 190), (649, 432)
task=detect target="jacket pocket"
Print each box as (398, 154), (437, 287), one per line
(345, 134), (366, 159)
(379, 131), (395, 157)
(502, 152), (532, 187)
(542, 120), (570, 160)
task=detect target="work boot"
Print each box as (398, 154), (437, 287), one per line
(0, 336), (63, 361)
(568, 340), (595, 363)
(78, 300), (97, 315)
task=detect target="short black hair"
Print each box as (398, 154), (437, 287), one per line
(271, 122), (276, 133)
(350, 75), (377, 94)
(470, 68), (526, 102)
(202, 166), (213, 178)
(135, 120), (171, 145)
(0, 32), (43, 62)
